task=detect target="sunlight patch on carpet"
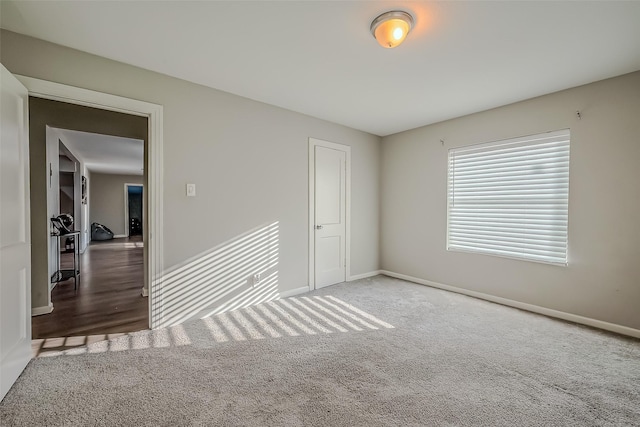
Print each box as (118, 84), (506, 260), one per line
(32, 296), (393, 357)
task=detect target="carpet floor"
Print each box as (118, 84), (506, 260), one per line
(1, 275), (639, 426)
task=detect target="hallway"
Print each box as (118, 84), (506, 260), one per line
(32, 237), (148, 340)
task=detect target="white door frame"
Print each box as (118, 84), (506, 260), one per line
(124, 183), (144, 237)
(308, 137), (351, 291)
(58, 143), (87, 253)
(16, 75), (164, 329)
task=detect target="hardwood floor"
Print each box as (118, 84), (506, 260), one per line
(32, 236), (149, 340)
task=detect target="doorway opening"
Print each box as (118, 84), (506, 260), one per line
(125, 184), (143, 237)
(32, 122), (149, 343)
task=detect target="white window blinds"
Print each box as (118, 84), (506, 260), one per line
(447, 129), (570, 265)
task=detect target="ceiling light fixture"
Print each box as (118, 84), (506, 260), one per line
(370, 11), (414, 49)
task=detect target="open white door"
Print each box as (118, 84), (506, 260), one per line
(0, 64), (32, 401)
(311, 141), (349, 289)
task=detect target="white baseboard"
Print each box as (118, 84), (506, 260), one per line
(280, 286), (309, 298)
(141, 287), (148, 297)
(348, 270), (381, 281)
(32, 303), (54, 316)
(114, 234), (126, 238)
(380, 270), (640, 339)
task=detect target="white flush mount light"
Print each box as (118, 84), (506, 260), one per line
(370, 11), (414, 49)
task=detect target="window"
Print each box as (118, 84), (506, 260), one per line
(447, 129), (570, 265)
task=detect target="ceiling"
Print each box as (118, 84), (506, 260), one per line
(56, 128), (144, 176)
(3, 1), (640, 136)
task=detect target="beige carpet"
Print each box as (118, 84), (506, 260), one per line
(1, 276), (639, 426)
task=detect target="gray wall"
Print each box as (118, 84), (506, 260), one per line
(381, 71), (640, 330)
(1, 30), (381, 321)
(90, 173), (143, 236)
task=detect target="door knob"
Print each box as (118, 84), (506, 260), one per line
(315, 225), (323, 230)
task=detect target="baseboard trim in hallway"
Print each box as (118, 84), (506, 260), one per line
(380, 270), (640, 339)
(31, 303), (54, 316)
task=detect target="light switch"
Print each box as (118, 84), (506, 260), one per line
(186, 183), (196, 197)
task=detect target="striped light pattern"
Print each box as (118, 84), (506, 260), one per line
(447, 129), (570, 265)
